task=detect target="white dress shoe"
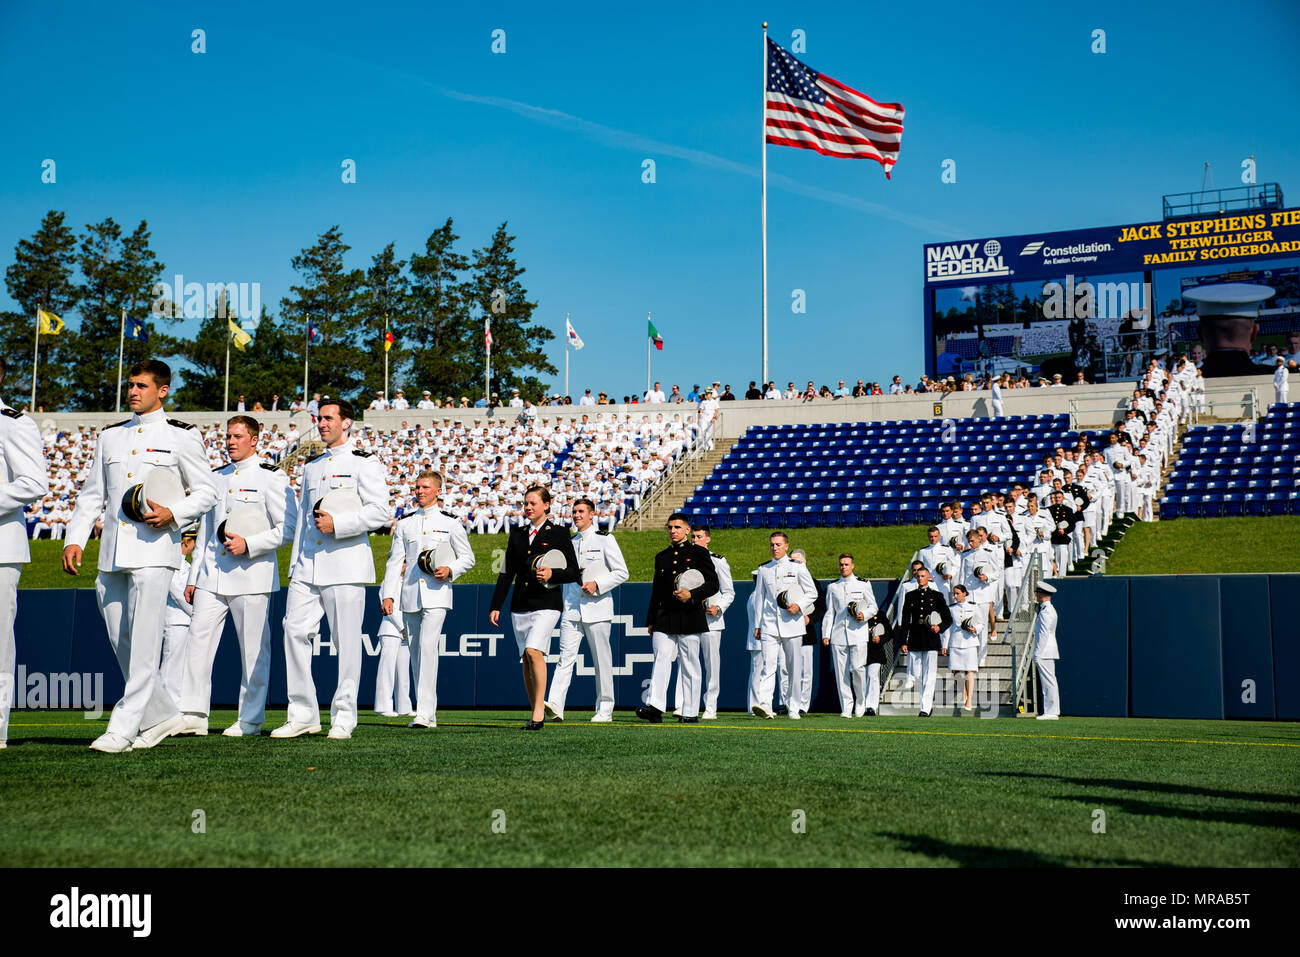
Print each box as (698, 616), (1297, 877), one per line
(132, 713), (188, 749)
(222, 722), (261, 737)
(326, 726), (352, 739)
(378, 711), (398, 717)
(89, 732), (133, 753)
(853, 707), (866, 717)
(270, 721), (322, 738)
(1036, 714), (1059, 720)
(840, 711), (853, 718)
(788, 711), (801, 720)
(407, 717), (433, 728)
(175, 714), (209, 736)
(751, 704), (775, 719)
(700, 711), (717, 720)
(590, 714), (613, 723)
(543, 703), (563, 722)
(0, 741), (6, 749)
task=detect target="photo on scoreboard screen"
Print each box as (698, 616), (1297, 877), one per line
(930, 271), (1147, 383)
(1177, 266), (1299, 313)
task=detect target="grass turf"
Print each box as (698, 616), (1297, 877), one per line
(2, 710), (1297, 867)
(22, 516), (1300, 589)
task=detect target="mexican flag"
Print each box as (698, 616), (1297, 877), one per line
(648, 319), (663, 350)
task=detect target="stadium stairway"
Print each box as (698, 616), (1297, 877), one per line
(880, 639), (1019, 717)
(622, 437), (738, 531)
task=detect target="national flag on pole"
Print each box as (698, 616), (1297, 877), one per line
(307, 321), (323, 342)
(485, 319), (492, 351)
(229, 318), (252, 351)
(566, 317), (584, 351)
(648, 319), (663, 350)
(37, 309), (64, 335)
(125, 315), (149, 342)
(764, 37), (904, 178)
(384, 330), (395, 352)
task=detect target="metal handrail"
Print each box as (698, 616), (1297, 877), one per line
(1012, 563), (1044, 715)
(625, 410), (721, 530)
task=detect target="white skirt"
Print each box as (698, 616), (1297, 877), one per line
(512, 610), (561, 658)
(948, 644), (980, 672)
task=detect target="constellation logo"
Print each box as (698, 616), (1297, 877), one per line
(1019, 241), (1045, 256)
(49, 887), (151, 937)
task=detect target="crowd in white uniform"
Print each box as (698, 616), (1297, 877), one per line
(24, 410), (708, 542)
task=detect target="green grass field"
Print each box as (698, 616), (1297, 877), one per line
(2, 710), (1296, 866)
(22, 516), (1300, 588)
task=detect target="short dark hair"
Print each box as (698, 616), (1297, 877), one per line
(573, 496), (596, 512)
(130, 359), (171, 388)
(838, 552), (853, 562)
(525, 484), (552, 505)
(227, 414), (260, 438)
(667, 511), (691, 526)
(769, 530), (789, 544)
(690, 523), (710, 535)
(320, 397), (355, 421)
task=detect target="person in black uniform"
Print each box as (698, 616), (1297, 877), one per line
(1046, 489), (1080, 577)
(637, 512), (719, 723)
(489, 485), (579, 729)
(897, 567), (953, 717)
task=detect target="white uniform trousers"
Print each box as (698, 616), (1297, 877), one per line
(1114, 475), (1132, 515)
(181, 591), (273, 729)
(1070, 523), (1085, 564)
(780, 636), (805, 717)
(374, 636), (411, 715)
(0, 565), (20, 745)
(1036, 657), (1060, 717)
(755, 634), (784, 711)
(159, 621), (190, 706)
(700, 631), (721, 714)
(405, 607), (447, 723)
(96, 568), (179, 739)
(747, 648), (764, 712)
(1053, 543), (1072, 576)
(865, 662), (881, 712)
(282, 580), (365, 733)
(797, 644), (813, 712)
(548, 618), (614, 719)
(647, 631), (701, 718)
(909, 650), (938, 713)
(829, 642), (867, 716)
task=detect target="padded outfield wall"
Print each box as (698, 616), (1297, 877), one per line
(8, 575), (1296, 721)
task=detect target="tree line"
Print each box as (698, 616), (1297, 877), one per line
(1, 211), (556, 411)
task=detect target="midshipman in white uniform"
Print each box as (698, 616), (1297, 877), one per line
(821, 554), (878, 717)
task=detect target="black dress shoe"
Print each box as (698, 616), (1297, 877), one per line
(677, 715), (699, 723)
(865, 708), (876, 717)
(635, 706), (663, 724)
(918, 711), (930, 718)
(775, 705), (789, 715)
(522, 719), (544, 730)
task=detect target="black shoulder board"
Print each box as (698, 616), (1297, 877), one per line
(597, 529), (610, 536)
(1, 408), (21, 419)
(710, 551), (722, 559)
(440, 509), (456, 519)
(105, 418), (131, 429)
(260, 463), (279, 472)
(307, 451), (328, 464)
(167, 418), (196, 430)
(352, 449), (372, 458)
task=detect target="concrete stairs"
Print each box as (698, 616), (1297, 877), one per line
(623, 437), (738, 531)
(879, 624), (1023, 718)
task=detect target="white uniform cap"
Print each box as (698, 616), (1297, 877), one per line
(1035, 582), (1057, 594)
(1181, 283), (1275, 318)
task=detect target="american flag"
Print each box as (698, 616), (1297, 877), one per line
(765, 38), (904, 178)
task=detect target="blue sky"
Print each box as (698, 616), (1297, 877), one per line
(2, 0), (1299, 400)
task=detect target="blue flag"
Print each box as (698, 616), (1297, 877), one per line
(125, 316), (149, 342)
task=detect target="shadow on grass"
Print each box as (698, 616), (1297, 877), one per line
(978, 770), (1297, 805)
(880, 832), (1154, 867)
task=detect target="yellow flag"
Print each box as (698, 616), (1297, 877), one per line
(229, 318), (252, 352)
(37, 310), (64, 335)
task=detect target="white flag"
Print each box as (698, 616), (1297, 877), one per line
(566, 316), (584, 350)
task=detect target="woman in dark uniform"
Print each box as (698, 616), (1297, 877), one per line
(489, 486), (579, 729)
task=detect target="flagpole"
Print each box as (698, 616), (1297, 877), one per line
(761, 22), (769, 387)
(30, 311), (39, 411)
(115, 306), (127, 413)
(646, 312), (651, 396)
(564, 312), (570, 399)
(224, 327), (231, 413)
(485, 321), (491, 406)
(383, 312), (389, 403)
(303, 321), (309, 409)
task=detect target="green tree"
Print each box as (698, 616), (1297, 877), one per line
(359, 242), (410, 400)
(278, 226), (365, 405)
(467, 222), (552, 401)
(1, 210), (81, 409)
(405, 218), (473, 401)
(72, 218), (174, 410)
